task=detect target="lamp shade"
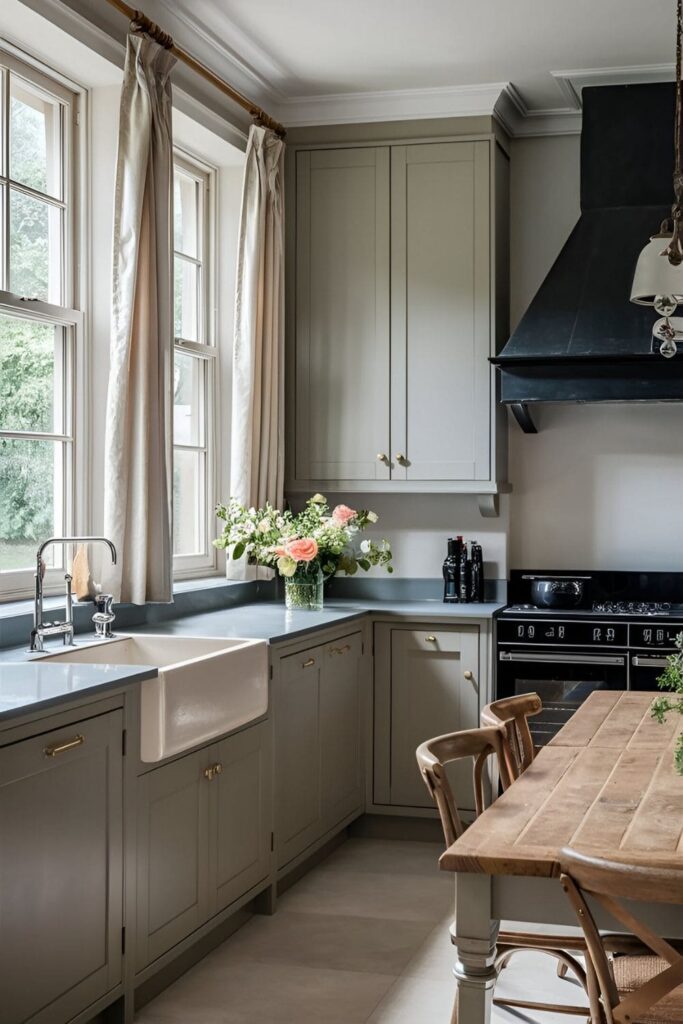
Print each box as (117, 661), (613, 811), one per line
(630, 230), (683, 305)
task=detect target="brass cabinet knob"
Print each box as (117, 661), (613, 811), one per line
(376, 452), (388, 463)
(464, 670), (474, 680)
(395, 453), (407, 465)
(303, 657), (315, 668)
(426, 635), (437, 643)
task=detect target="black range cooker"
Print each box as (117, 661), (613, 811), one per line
(496, 570), (683, 745)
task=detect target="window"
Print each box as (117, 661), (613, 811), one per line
(0, 49), (80, 597)
(173, 152), (217, 576)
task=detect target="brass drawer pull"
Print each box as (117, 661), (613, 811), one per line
(330, 644), (351, 656)
(203, 762), (223, 781)
(303, 657), (316, 668)
(44, 734), (84, 758)
(426, 635), (437, 643)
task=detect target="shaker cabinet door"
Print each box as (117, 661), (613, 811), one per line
(136, 749), (211, 970)
(391, 142), (491, 482)
(294, 147), (391, 483)
(211, 722), (272, 914)
(0, 709), (123, 1024)
(320, 634), (364, 831)
(374, 625), (480, 810)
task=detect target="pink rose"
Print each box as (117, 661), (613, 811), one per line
(286, 537), (318, 562)
(332, 504), (357, 525)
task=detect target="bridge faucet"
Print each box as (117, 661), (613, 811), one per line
(30, 537), (117, 653)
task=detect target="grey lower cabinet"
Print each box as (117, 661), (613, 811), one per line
(274, 632), (364, 869)
(373, 624), (480, 811)
(0, 708), (124, 1024)
(136, 720), (271, 971)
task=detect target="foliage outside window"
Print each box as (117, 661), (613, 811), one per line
(172, 152), (217, 577)
(0, 49), (80, 597)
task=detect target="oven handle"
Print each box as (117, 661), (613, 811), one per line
(631, 655), (670, 668)
(499, 651), (626, 666)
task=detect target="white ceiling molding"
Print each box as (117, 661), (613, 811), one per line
(275, 82), (510, 128)
(494, 84), (581, 138)
(552, 64), (675, 108)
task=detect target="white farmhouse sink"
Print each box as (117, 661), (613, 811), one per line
(38, 634), (269, 762)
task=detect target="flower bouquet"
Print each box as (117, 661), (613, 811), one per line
(215, 494), (393, 611)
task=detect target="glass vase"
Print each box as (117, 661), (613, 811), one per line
(284, 565), (324, 611)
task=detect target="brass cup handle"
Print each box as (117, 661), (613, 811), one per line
(204, 762), (224, 781)
(44, 734), (84, 758)
(330, 644), (351, 656)
(303, 657), (316, 668)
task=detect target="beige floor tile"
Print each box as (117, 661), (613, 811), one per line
(206, 909), (434, 976)
(400, 919), (456, 983)
(324, 839), (445, 878)
(366, 975), (455, 1024)
(135, 960), (395, 1024)
(278, 866), (452, 922)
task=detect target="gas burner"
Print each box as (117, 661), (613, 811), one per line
(592, 600), (672, 615)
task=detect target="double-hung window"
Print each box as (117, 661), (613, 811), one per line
(0, 49), (80, 598)
(173, 151), (217, 576)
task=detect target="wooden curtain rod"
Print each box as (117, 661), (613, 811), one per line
(104, 0), (286, 137)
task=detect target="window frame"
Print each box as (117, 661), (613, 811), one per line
(0, 44), (85, 601)
(172, 148), (219, 579)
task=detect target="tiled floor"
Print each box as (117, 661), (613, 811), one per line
(136, 838), (586, 1024)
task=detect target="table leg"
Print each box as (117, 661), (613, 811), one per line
(452, 873), (499, 1024)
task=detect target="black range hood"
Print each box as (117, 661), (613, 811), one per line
(493, 83), (683, 433)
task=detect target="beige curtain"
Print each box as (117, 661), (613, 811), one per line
(228, 125), (285, 579)
(103, 25), (176, 604)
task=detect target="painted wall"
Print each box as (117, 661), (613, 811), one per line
(507, 134), (683, 571)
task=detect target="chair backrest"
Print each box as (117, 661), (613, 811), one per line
(481, 692), (542, 780)
(416, 726), (512, 848)
(560, 847), (683, 1024)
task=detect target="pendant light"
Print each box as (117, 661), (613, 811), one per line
(631, 0), (683, 356)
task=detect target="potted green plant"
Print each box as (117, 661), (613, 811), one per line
(215, 494), (393, 611)
(652, 632), (683, 774)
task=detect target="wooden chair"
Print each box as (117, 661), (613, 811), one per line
(560, 847), (683, 1024)
(481, 692), (542, 780)
(416, 726), (592, 1019)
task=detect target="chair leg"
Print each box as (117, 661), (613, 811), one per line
(493, 947), (591, 1018)
(558, 960), (569, 978)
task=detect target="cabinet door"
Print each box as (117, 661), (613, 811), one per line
(320, 634), (364, 832)
(391, 142), (491, 482)
(295, 147), (390, 483)
(374, 625), (480, 809)
(211, 722), (272, 914)
(274, 644), (324, 868)
(136, 750), (210, 970)
(0, 710), (123, 1024)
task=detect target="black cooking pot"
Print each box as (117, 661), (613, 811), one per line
(530, 577), (584, 609)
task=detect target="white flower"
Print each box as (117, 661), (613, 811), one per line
(360, 539), (371, 554)
(258, 519), (271, 533)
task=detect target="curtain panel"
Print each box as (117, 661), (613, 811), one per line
(228, 125), (285, 579)
(103, 26), (176, 604)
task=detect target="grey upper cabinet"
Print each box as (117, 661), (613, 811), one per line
(0, 709), (123, 1024)
(374, 625), (480, 811)
(274, 633), (364, 870)
(288, 134), (508, 503)
(136, 721), (272, 972)
(294, 148), (390, 483)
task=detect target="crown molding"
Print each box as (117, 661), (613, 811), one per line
(276, 81), (510, 128)
(552, 63), (675, 109)
(494, 84), (581, 138)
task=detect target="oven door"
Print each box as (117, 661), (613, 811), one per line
(497, 647), (628, 745)
(630, 652), (672, 691)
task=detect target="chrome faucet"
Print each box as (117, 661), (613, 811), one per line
(30, 537), (117, 653)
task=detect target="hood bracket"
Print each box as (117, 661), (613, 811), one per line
(510, 403), (538, 434)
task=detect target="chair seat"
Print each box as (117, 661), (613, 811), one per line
(613, 955), (683, 1024)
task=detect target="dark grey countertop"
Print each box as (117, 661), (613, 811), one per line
(0, 596), (503, 723)
(0, 663), (157, 724)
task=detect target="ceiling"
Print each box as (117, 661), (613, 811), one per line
(156, 0), (676, 132)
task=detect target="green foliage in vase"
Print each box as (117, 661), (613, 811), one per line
(651, 632), (683, 775)
(214, 494), (393, 579)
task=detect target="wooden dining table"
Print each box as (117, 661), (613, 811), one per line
(440, 691), (683, 1024)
